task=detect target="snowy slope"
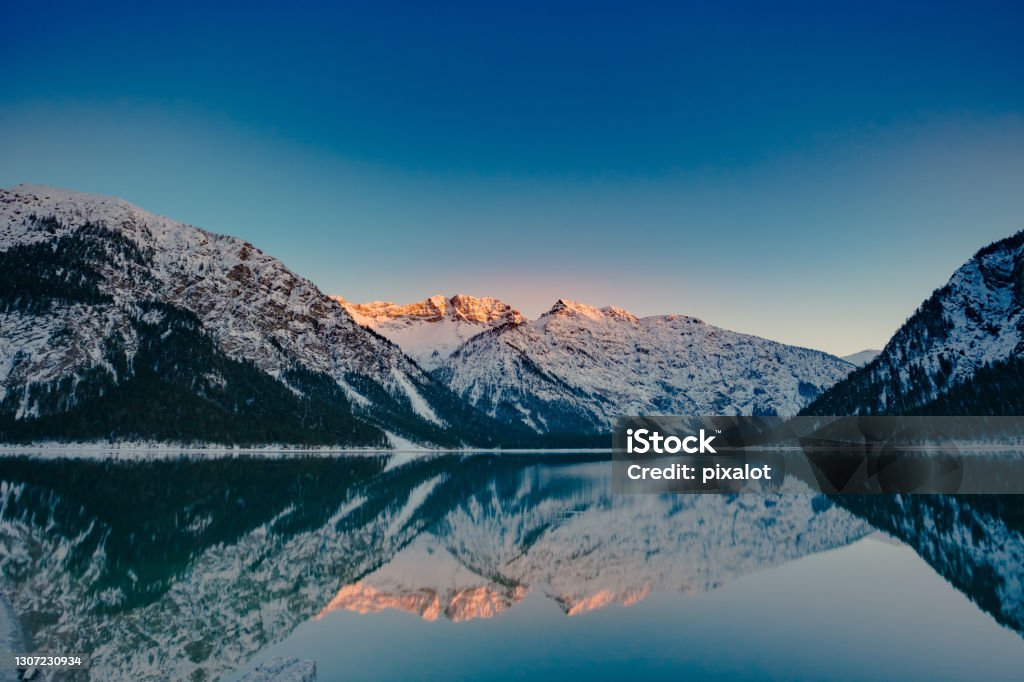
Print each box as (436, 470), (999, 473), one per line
(435, 299), (855, 433)
(0, 185), (475, 444)
(804, 229), (1024, 415)
(333, 294), (523, 370)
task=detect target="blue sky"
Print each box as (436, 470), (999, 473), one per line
(1, 0), (1022, 355)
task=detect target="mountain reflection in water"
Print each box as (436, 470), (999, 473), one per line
(0, 453), (1021, 681)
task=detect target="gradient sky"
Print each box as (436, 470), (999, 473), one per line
(2, 0), (1022, 356)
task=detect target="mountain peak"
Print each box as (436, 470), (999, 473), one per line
(600, 306), (640, 324)
(545, 299), (601, 319)
(332, 294), (524, 370)
(335, 294), (523, 326)
(542, 299), (638, 323)
(449, 294), (524, 324)
(3, 184), (160, 223)
(7, 183), (116, 201)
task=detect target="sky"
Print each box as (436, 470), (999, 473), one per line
(1, 0), (1022, 356)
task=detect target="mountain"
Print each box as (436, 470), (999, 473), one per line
(803, 230), (1024, 416)
(433, 299), (855, 433)
(841, 349), (881, 367)
(0, 183), (859, 446)
(333, 294), (523, 370)
(0, 184), (516, 447)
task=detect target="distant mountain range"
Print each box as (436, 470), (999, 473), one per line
(332, 294), (523, 371)
(340, 295), (853, 434)
(0, 184), (1020, 445)
(841, 349), (881, 367)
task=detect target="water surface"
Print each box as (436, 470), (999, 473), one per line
(0, 452), (1021, 680)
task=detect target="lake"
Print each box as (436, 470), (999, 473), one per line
(0, 452), (1022, 681)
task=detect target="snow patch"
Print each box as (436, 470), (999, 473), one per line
(390, 370), (443, 426)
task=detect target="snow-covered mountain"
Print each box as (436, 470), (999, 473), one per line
(333, 294), (523, 370)
(841, 349), (881, 367)
(433, 299), (855, 433)
(804, 230), (1024, 416)
(0, 183), (859, 445)
(0, 184), (508, 446)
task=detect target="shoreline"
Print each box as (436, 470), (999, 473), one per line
(0, 442), (612, 460)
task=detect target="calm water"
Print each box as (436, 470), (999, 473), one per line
(0, 452), (1022, 681)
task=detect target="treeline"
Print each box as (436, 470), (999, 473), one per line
(0, 217), (149, 313)
(802, 350), (1023, 418)
(908, 355), (1024, 416)
(0, 302), (388, 446)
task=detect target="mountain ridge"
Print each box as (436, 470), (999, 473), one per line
(337, 289), (857, 435)
(434, 298), (854, 433)
(10, 184), (1019, 444)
